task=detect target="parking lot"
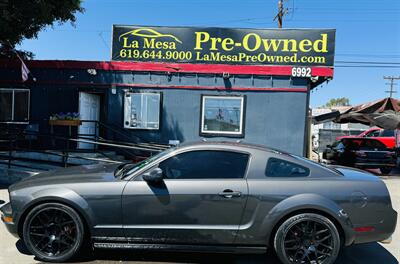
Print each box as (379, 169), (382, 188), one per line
(1, 177), (399, 264)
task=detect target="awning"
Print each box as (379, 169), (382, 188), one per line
(313, 98), (400, 129)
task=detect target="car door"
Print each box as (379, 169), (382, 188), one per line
(121, 149), (249, 245)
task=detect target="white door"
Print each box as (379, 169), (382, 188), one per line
(78, 92), (100, 149)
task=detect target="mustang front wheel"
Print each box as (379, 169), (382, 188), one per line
(274, 213), (341, 264)
(22, 203), (84, 263)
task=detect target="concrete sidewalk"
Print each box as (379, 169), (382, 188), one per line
(0, 179), (399, 264)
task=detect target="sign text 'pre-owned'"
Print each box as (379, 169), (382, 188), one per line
(112, 25), (336, 67)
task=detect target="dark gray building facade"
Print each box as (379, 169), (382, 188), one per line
(0, 60), (333, 156)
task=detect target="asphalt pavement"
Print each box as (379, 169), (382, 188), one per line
(0, 178), (399, 264)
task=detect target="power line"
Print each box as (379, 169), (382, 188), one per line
(290, 0), (295, 20)
(98, 31), (110, 51)
(291, 7), (400, 13)
(336, 53), (400, 58)
(294, 7), (400, 11)
(283, 18), (400, 22)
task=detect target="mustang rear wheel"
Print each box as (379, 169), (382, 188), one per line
(22, 203), (84, 263)
(274, 213), (341, 264)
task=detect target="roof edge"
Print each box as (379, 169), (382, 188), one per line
(0, 59), (334, 78)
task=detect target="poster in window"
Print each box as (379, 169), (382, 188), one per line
(202, 96), (243, 136)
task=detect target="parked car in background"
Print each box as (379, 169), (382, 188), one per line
(323, 138), (397, 174)
(336, 127), (381, 140)
(336, 127), (396, 149)
(1, 141), (397, 264)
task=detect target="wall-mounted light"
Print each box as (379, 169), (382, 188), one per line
(310, 76), (319, 83)
(167, 72), (172, 82)
(111, 84), (117, 95)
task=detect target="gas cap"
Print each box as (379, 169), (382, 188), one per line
(351, 191), (368, 208)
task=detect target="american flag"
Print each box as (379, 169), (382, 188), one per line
(21, 59), (30, 82)
(3, 41), (32, 82)
(15, 52), (30, 82)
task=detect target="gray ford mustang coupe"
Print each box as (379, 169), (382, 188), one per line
(0, 142), (397, 264)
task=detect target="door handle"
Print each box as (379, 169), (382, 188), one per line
(218, 189), (242, 198)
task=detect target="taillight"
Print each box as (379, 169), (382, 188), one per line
(354, 226), (375, 232)
(385, 152), (396, 158)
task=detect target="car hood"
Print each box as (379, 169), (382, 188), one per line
(335, 135), (359, 140)
(9, 163), (121, 191)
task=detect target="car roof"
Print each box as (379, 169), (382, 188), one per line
(176, 141), (341, 176)
(178, 140), (285, 154)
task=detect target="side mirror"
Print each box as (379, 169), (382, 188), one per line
(143, 168), (163, 184)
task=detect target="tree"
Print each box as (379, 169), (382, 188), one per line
(0, 0), (84, 59)
(321, 97), (350, 108)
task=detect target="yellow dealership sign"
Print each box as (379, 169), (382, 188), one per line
(112, 25), (335, 67)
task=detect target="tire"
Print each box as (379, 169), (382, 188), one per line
(380, 167), (392, 175)
(274, 213), (341, 264)
(22, 202), (85, 263)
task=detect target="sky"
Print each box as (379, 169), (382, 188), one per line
(17, 0), (400, 108)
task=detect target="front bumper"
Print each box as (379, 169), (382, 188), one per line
(0, 202), (19, 238)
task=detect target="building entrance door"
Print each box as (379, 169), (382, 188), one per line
(78, 92), (100, 149)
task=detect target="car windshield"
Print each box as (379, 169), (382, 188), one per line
(115, 146), (176, 178)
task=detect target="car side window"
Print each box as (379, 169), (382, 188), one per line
(365, 130), (380, 137)
(265, 158), (310, 177)
(371, 131), (381, 137)
(158, 150), (249, 179)
(381, 130), (394, 137)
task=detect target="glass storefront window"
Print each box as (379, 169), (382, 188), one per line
(124, 92), (160, 130)
(0, 89), (30, 123)
(201, 95), (244, 136)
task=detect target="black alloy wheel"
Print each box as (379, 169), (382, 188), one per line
(23, 203), (84, 262)
(274, 213), (341, 264)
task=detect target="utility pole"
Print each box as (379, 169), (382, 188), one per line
(274, 0), (288, 28)
(383, 76), (400, 98)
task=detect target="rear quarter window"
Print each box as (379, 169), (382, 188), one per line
(265, 158), (310, 177)
(381, 130), (394, 137)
